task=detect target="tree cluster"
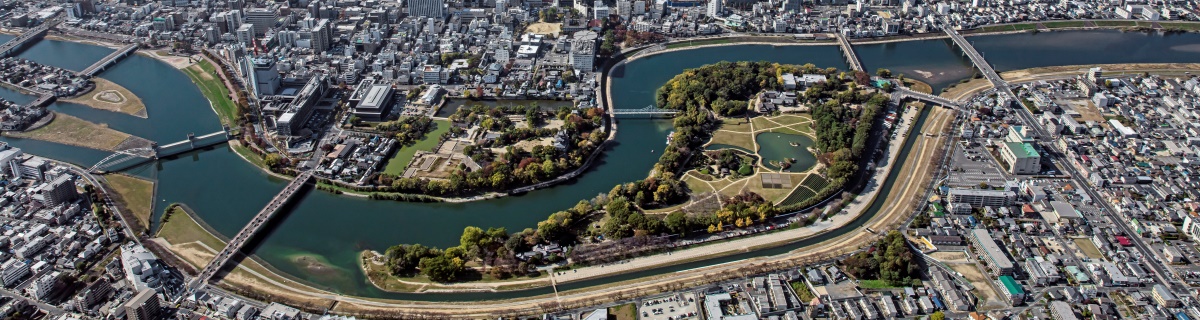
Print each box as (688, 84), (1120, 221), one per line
(840, 231), (922, 287)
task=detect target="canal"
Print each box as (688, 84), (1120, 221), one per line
(0, 29), (1198, 300)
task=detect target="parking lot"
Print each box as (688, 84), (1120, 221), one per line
(946, 142), (1008, 188)
(638, 292), (699, 320)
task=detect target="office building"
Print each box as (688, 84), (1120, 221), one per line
(251, 58), (281, 96)
(310, 19), (333, 51)
(244, 7), (278, 36)
(123, 289), (162, 320)
(947, 188), (1015, 208)
(1000, 142), (1041, 174)
(236, 24), (255, 45)
(707, 0), (722, 16)
(277, 75), (328, 136)
(569, 31), (597, 71)
(409, 0), (446, 18)
(353, 85), (395, 122)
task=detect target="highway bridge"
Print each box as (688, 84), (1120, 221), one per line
(88, 129), (230, 173)
(834, 33), (864, 72)
(186, 171), (315, 291)
(78, 44), (138, 77)
(0, 17), (60, 58)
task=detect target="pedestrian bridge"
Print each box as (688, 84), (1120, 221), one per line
(612, 105), (678, 117)
(186, 170), (315, 292)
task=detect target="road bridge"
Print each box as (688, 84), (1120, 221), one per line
(892, 87), (961, 109)
(612, 105), (678, 117)
(186, 171), (315, 291)
(88, 129), (230, 173)
(0, 17), (60, 58)
(79, 44), (138, 77)
(834, 33), (864, 72)
(941, 18), (1050, 140)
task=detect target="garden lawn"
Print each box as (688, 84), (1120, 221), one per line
(383, 119), (451, 175)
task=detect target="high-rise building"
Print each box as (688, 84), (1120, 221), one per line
(409, 0), (446, 18)
(707, 0), (723, 17)
(569, 31), (597, 71)
(36, 174), (78, 207)
(225, 9), (243, 34)
(251, 58), (281, 96)
(244, 7), (278, 36)
(310, 19), (333, 51)
(123, 289), (162, 320)
(782, 0), (800, 12)
(236, 24), (256, 45)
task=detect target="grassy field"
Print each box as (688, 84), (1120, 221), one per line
(608, 303), (638, 320)
(104, 174), (154, 229)
(707, 130), (755, 151)
(230, 141), (266, 168)
(383, 119), (452, 175)
(789, 281), (815, 302)
(8, 113), (132, 151)
(1159, 22), (1200, 31)
(182, 59), (239, 126)
(1073, 238), (1105, 260)
(1042, 21), (1087, 29)
(683, 174), (714, 193)
(665, 38), (733, 49)
(857, 279), (900, 289)
(1095, 20), (1138, 27)
(902, 79), (934, 95)
(156, 206), (226, 250)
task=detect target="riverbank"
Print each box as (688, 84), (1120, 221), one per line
(939, 62), (1200, 102)
(101, 174), (155, 230)
(153, 204), (339, 307)
(3, 112), (151, 152)
(181, 57), (241, 126)
(60, 78), (148, 118)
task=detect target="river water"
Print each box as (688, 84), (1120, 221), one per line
(1, 29), (1198, 300)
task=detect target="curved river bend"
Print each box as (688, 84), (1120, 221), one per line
(1, 30), (1198, 300)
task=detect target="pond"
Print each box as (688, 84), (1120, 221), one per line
(755, 132), (817, 172)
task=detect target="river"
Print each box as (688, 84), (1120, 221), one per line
(1, 29), (1198, 300)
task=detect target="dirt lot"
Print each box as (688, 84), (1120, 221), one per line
(525, 22), (562, 35)
(929, 251), (969, 263)
(948, 263), (1007, 310)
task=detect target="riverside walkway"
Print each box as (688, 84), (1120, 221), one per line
(186, 170), (315, 291)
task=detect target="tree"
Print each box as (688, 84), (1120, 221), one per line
(460, 226), (486, 250)
(263, 154), (283, 168)
(419, 254), (465, 282)
(930, 311), (945, 320)
(876, 68), (892, 78)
